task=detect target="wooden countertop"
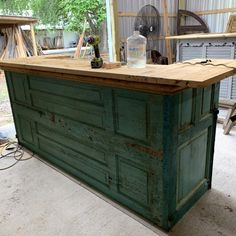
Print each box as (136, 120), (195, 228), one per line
(167, 33), (236, 40)
(1, 56), (236, 95)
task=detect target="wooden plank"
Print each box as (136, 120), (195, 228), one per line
(106, 0), (120, 62)
(30, 23), (38, 56)
(219, 99), (236, 107)
(167, 32), (236, 40)
(0, 57), (236, 87)
(224, 109), (236, 134)
(196, 8), (236, 16)
(1, 57), (236, 91)
(118, 12), (176, 17)
(112, 0), (120, 62)
(14, 26), (27, 57)
(178, 0), (187, 26)
(103, 62), (121, 69)
(219, 99), (236, 132)
(162, 0), (173, 64)
(2, 66), (184, 95)
(0, 15), (37, 25)
(178, 0), (186, 10)
(226, 15), (236, 33)
(118, 8), (236, 18)
(74, 20), (86, 58)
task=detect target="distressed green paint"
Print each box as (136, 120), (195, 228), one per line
(5, 71), (219, 231)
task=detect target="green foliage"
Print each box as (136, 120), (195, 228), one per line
(31, 0), (64, 27)
(0, 0), (31, 15)
(60, 0), (106, 33)
(0, 0), (106, 33)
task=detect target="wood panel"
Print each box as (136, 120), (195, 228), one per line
(5, 71), (219, 230)
(177, 130), (208, 206)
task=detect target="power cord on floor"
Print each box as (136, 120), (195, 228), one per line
(0, 141), (34, 171)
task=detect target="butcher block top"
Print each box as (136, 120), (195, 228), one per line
(1, 55), (236, 95)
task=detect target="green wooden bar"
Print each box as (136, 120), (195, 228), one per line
(1, 56), (232, 231)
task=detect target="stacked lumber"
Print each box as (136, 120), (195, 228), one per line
(219, 99), (236, 135)
(226, 15), (236, 33)
(22, 30), (43, 56)
(0, 26), (41, 60)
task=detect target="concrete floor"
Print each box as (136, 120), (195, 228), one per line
(0, 124), (236, 236)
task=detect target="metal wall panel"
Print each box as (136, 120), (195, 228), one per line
(117, 1), (236, 57)
(117, 0), (178, 56)
(117, 1), (236, 98)
(232, 77), (236, 99)
(185, 0), (236, 33)
(179, 46), (204, 61)
(177, 38), (236, 99)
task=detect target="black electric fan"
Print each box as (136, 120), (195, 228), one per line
(134, 4), (160, 58)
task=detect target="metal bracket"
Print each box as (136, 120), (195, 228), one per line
(177, 10), (209, 35)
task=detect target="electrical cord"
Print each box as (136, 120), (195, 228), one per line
(0, 141), (34, 171)
(179, 59), (236, 70)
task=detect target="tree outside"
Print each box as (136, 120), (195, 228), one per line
(0, 0), (106, 34)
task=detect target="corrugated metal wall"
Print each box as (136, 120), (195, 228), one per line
(117, 0), (236, 56)
(117, 0), (179, 56)
(186, 0), (236, 33)
(184, 0), (236, 99)
(117, 0), (236, 99)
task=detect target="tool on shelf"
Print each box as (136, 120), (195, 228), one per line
(87, 36), (103, 69)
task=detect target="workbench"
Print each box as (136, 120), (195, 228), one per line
(1, 56), (236, 231)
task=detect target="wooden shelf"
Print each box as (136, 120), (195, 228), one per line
(167, 33), (236, 40)
(0, 15), (37, 26)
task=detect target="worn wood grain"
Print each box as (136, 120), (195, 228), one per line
(30, 23), (38, 56)
(1, 56), (236, 94)
(0, 15), (37, 26)
(162, 0), (173, 64)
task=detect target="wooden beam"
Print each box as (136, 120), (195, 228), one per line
(197, 8), (236, 16)
(30, 23), (38, 56)
(0, 15), (37, 25)
(162, 0), (173, 64)
(167, 32), (236, 40)
(118, 7), (236, 18)
(178, 0), (186, 10)
(74, 20), (86, 58)
(111, 0), (120, 61)
(178, 0), (186, 25)
(118, 12), (176, 17)
(106, 0), (120, 62)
